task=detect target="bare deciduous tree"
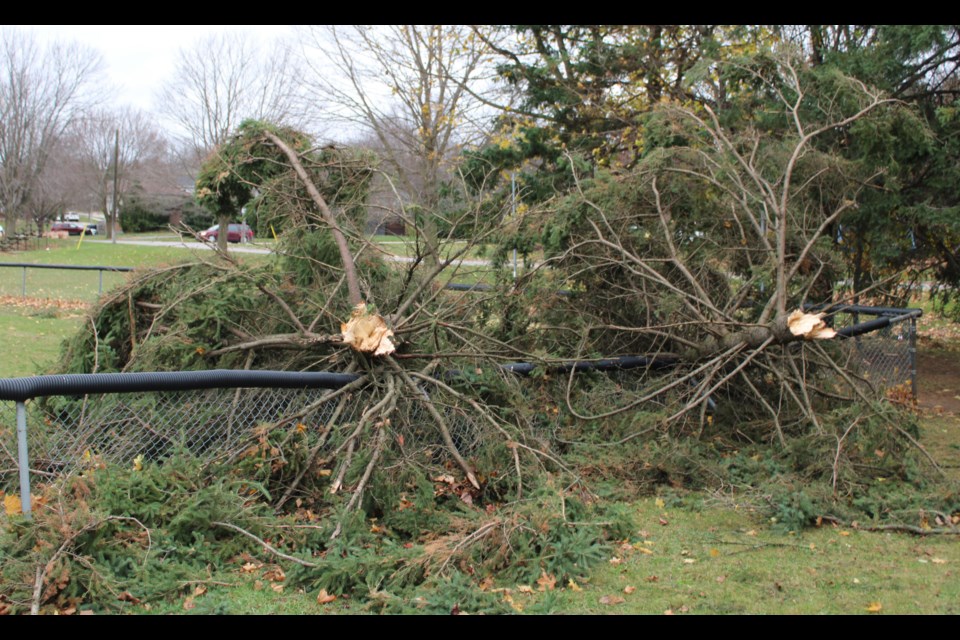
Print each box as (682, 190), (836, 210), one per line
(158, 32), (303, 251)
(0, 28), (103, 234)
(299, 25), (496, 262)
(69, 108), (171, 239)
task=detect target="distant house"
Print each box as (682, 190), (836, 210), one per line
(364, 173), (406, 236)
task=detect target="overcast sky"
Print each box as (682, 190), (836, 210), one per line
(17, 25), (296, 113)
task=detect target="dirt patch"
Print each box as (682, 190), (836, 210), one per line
(917, 346), (960, 414)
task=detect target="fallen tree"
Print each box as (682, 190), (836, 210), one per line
(24, 54), (956, 612)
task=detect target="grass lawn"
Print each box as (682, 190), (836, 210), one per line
(91, 495), (960, 615)
(0, 239), (269, 301)
(513, 498), (960, 615)
(0, 298), (84, 377)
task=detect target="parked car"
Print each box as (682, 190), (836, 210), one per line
(85, 224), (99, 236)
(64, 213), (81, 222)
(199, 223), (254, 243)
(51, 222), (91, 236)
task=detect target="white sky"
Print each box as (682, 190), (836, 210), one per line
(17, 25), (296, 113)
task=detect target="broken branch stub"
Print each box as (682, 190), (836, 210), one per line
(787, 310), (837, 341)
(340, 303), (396, 356)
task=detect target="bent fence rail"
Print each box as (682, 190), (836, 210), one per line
(0, 306), (920, 519)
(808, 304), (922, 398)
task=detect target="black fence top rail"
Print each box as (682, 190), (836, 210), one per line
(804, 303), (923, 318)
(0, 277), (920, 403)
(0, 369), (362, 402)
(0, 355), (681, 402)
(0, 262), (135, 272)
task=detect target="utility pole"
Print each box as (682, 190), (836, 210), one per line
(111, 128), (119, 245)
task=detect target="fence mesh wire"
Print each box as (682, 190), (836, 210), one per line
(0, 383), (491, 488)
(827, 310), (917, 397)
(0, 310), (918, 490)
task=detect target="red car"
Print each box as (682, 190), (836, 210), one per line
(51, 222), (92, 236)
(199, 224), (254, 243)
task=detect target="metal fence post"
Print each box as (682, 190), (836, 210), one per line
(21, 266), (26, 297)
(16, 401), (32, 518)
(909, 315), (918, 400)
(98, 269), (103, 295)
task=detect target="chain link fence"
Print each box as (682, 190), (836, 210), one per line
(1, 305), (922, 516)
(821, 306), (920, 398)
(0, 383), (492, 497)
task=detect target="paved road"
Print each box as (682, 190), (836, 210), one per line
(89, 238), (494, 266)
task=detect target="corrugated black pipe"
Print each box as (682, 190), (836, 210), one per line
(500, 355), (677, 376)
(0, 355), (682, 402)
(804, 303), (923, 318)
(443, 282), (572, 296)
(1, 308), (909, 402)
(836, 313), (915, 339)
(0, 369), (362, 403)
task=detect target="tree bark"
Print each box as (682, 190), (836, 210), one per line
(263, 131), (363, 307)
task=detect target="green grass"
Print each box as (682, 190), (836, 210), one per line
(505, 498), (960, 615)
(0, 239), (267, 301)
(88, 495), (958, 615)
(0, 303), (82, 377)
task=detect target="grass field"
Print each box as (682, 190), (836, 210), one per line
(1, 240), (958, 615)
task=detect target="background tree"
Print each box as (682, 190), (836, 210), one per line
(69, 107), (172, 239)
(158, 32), (303, 251)
(299, 25), (494, 263)
(788, 26), (960, 314)
(0, 29), (103, 234)
(466, 26), (772, 199)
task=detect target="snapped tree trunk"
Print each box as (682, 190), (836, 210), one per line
(217, 213), (230, 253)
(681, 311), (836, 361)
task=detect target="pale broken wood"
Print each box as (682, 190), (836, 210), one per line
(341, 302), (396, 356)
(787, 310), (837, 340)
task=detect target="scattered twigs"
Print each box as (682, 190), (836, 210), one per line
(862, 524), (960, 535)
(212, 521), (319, 567)
(27, 512), (152, 615)
(832, 417), (862, 497)
(436, 519), (502, 576)
(329, 376), (396, 495)
(226, 350), (256, 440)
(205, 332), (343, 358)
(387, 358), (479, 489)
(330, 421), (386, 541)
(810, 342), (946, 476)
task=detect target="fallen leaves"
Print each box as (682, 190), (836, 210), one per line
(240, 561), (263, 573)
(0, 294), (88, 313)
(3, 493), (21, 516)
(866, 601), (883, 613)
(599, 594), (625, 606)
(536, 571), (557, 592)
